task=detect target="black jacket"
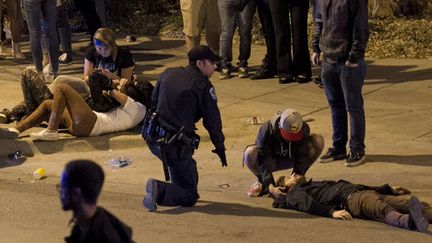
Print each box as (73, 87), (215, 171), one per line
(65, 207), (133, 243)
(152, 65), (225, 152)
(256, 114), (311, 188)
(313, 0), (369, 64)
(273, 180), (401, 217)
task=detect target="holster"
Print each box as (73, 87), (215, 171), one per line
(141, 107), (159, 141)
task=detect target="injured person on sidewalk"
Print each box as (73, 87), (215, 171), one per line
(0, 78), (152, 141)
(272, 175), (431, 233)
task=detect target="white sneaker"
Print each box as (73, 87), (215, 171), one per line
(30, 129), (59, 141)
(0, 127), (20, 139)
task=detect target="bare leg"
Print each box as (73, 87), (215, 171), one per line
(47, 84), (97, 136)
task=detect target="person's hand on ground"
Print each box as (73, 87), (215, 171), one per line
(268, 184), (286, 198)
(391, 186), (411, 195)
(332, 210), (353, 220)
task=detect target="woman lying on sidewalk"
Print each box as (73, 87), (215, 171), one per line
(0, 79), (149, 140)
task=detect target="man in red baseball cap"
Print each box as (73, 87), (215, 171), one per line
(243, 108), (324, 198)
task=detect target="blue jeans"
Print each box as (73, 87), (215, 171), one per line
(321, 59), (366, 153)
(24, 0), (59, 73)
(218, 0), (256, 68)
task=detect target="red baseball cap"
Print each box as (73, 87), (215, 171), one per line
(279, 109), (304, 141)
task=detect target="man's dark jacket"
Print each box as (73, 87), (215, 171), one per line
(273, 180), (401, 217)
(65, 207), (133, 243)
(313, 0), (369, 64)
(256, 115), (311, 188)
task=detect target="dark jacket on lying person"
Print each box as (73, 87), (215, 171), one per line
(272, 179), (400, 217)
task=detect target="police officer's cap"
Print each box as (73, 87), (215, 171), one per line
(188, 45), (221, 63)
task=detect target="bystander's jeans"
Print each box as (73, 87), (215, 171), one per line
(23, 0), (60, 73)
(218, 0), (256, 69)
(321, 59), (367, 154)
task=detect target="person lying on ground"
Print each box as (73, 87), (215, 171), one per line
(243, 108), (324, 198)
(272, 175), (431, 233)
(59, 159), (133, 242)
(0, 27), (135, 123)
(0, 78), (151, 141)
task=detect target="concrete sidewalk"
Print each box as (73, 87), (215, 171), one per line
(1, 33), (432, 242)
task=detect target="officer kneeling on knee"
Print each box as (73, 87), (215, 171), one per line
(243, 108), (324, 198)
(142, 45), (227, 211)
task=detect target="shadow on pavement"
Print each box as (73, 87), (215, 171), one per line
(32, 128), (143, 154)
(366, 60), (432, 85)
(125, 38), (184, 51)
(160, 200), (317, 219)
(366, 154), (432, 167)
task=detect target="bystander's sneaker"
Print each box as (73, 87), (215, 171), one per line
(238, 67), (249, 78)
(408, 196), (429, 232)
(219, 68), (231, 80)
(30, 129), (59, 141)
(319, 147), (347, 163)
(58, 53), (73, 64)
(143, 178), (159, 211)
(295, 75), (311, 84)
(0, 109), (10, 123)
(247, 181), (263, 197)
(12, 41), (25, 60)
(278, 75), (295, 84)
(345, 151), (366, 167)
(0, 127), (20, 139)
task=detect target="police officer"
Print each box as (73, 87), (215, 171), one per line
(142, 45), (227, 211)
(243, 108), (324, 198)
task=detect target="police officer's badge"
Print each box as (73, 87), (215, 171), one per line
(209, 87), (217, 101)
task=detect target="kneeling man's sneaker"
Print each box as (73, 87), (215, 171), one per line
(30, 129), (58, 141)
(247, 181), (264, 197)
(345, 151), (366, 167)
(143, 178), (159, 211)
(408, 196), (429, 232)
(0, 127), (20, 139)
(318, 147), (347, 163)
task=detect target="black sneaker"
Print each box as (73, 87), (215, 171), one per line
(0, 109), (10, 124)
(219, 68), (231, 80)
(295, 75), (311, 84)
(345, 151), (366, 167)
(318, 147), (347, 163)
(238, 66), (250, 78)
(278, 75), (295, 84)
(250, 67), (275, 80)
(408, 196), (429, 232)
(143, 178), (159, 212)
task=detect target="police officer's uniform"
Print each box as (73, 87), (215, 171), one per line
(143, 47), (226, 208)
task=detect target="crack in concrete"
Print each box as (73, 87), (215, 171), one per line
(412, 130), (432, 140)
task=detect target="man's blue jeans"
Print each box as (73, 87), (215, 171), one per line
(321, 59), (366, 154)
